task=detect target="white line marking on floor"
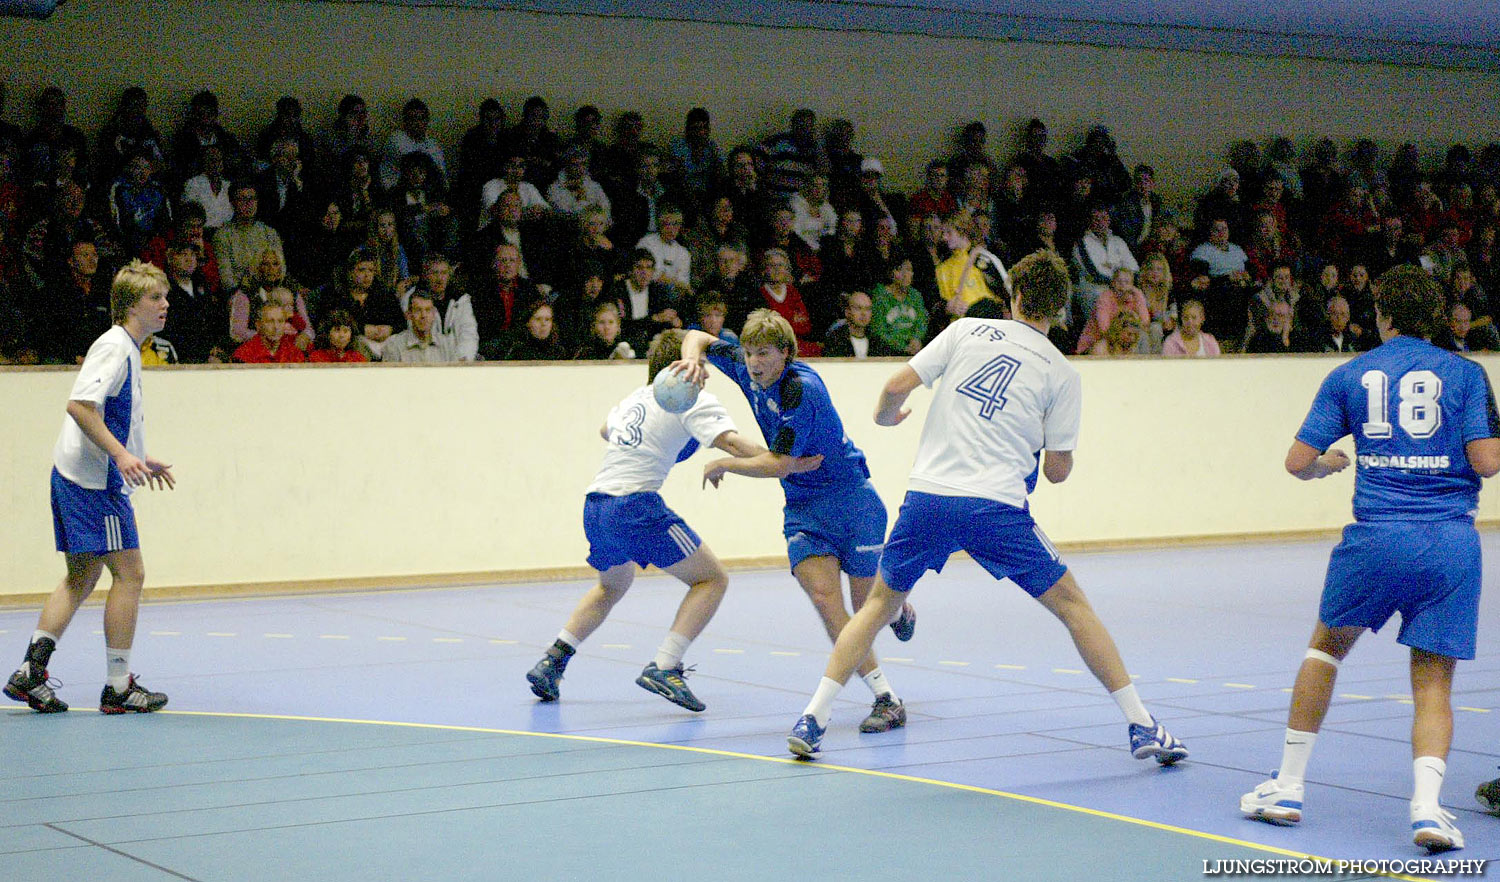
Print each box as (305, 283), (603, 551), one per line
(601, 644), (632, 649)
(489, 639), (518, 645)
(1383, 694), (1412, 701)
(1224, 683), (1256, 689)
(770, 651), (801, 657)
(91, 630), (104, 635)
(1398, 699), (1414, 705)
(881, 657), (914, 663)
(1338, 693), (1372, 700)
(939, 661), (970, 667)
(1282, 687), (1294, 693)
(994, 664), (1026, 670)
(1458, 706), (1491, 713)
(319, 635), (351, 640)
(378, 636), (407, 642)
(206, 632), (237, 637)
(1166, 678), (1198, 684)
(1053, 668), (1084, 675)
(433, 637), (463, 644)
(149, 631), (181, 636)
(264, 633), (294, 639)
(712, 648), (744, 654)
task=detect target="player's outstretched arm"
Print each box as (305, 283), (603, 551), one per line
(874, 366), (923, 426)
(669, 329), (718, 386)
(1285, 440), (1350, 480)
(1466, 438), (1500, 478)
(703, 448), (823, 488)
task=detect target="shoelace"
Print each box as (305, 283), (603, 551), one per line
(665, 665), (696, 686)
(34, 675), (63, 701)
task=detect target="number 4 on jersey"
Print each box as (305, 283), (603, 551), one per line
(957, 355), (1023, 419)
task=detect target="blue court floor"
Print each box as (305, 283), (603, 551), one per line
(3, 536), (1498, 880)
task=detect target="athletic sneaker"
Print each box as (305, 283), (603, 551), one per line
(4, 664), (68, 713)
(1411, 804), (1464, 853)
(526, 655), (565, 702)
(1240, 772), (1304, 825)
(1129, 717), (1188, 765)
(889, 602), (917, 642)
(1476, 775), (1500, 815)
(858, 694), (907, 733)
(635, 662), (705, 712)
(788, 714), (825, 758)
(99, 676), (167, 714)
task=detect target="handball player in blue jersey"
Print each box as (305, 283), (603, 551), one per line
(7, 260), (175, 715)
(1240, 267), (1500, 853)
(525, 330), (820, 712)
(674, 310), (915, 733)
(775, 250), (1187, 762)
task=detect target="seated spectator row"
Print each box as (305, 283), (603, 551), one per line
(1, 84), (1497, 365)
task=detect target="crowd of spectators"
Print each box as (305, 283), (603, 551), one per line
(2, 82), (1498, 367)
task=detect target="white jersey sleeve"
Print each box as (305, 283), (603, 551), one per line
(907, 318), (963, 388)
(1042, 369), (1082, 452)
(587, 388), (737, 495)
(680, 392), (737, 448)
(54, 326), (145, 491)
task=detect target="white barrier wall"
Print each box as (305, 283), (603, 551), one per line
(4, 356), (1498, 598)
(3, 0), (1499, 197)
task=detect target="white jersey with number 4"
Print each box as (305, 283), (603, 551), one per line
(587, 386), (737, 496)
(905, 317), (1081, 508)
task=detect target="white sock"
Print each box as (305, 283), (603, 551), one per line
(861, 668), (898, 702)
(106, 647), (131, 692)
(1413, 756), (1447, 807)
(802, 676), (843, 727)
(555, 630), (580, 652)
(1278, 729), (1318, 786)
(1110, 683), (1154, 727)
(653, 632), (692, 670)
(32, 629), (59, 646)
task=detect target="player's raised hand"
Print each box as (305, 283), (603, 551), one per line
(670, 358), (708, 388)
(145, 457), (175, 490)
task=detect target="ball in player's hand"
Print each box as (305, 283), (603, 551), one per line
(653, 368), (700, 414)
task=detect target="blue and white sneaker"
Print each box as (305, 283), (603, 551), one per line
(1241, 772), (1304, 825)
(889, 602), (916, 642)
(1129, 717), (1188, 765)
(1411, 804), (1464, 853)
(788, 714), (825, 759)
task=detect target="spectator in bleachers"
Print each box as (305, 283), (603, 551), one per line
(1068, 125), (1131, 206)
(1055, 173), (1096, 257)
(1387, 142), (1424, 208)
(553, 260), (621, 349)
(1436, 301), (1493, 353)
(324, 95), (371, 174)
(401, 252), (477, 362)
(908, 159), (955, 225)
(949, 120), (999, 198)
(1299, 138), (1343, 233)
(23, 181), (118, 287)
(179, 144), (233, 231)
(363, 207), (411, 298)
(1161, 299), (1219, 357)
(823, 290), (893, 357)
(390, 152), (454, 268)
(716, 146), (768, 237)
(232, 298), (304, 364)
(474, 241), (541, 355)
(1070, 204), (1138, 331)
(754, 247), (820, 357)
(1111, 164), (1167, 252)
(870, 215), (905, 273)
(823, 118), (862, 207)
(685, 195), (748, 290)
(1340, 263), (1376, 346)
(1194, 169), (1247, 244)
(936, 210), (992, 320)
(1076, 266), (1150, 355)
(1245, 211), (1294, 286)
(1447, 265), (1497, 346)
(1247, 260), (1303, 348)
(1434, 145), (1476, 201)
(254, 137), (307, 237)
(1364, 215), (1417, 277)
(159, 237), (221, 364)
(499, 298), (567, 361)
(510, 96), (562, 189)
(319, 249), (402, 358)
(472, 188), (548, 288)
(854, 158), (905, 236)
(384, 288), (461, 363)
(700, 242), (757, 331)
(869, 256), (927, 355)
(1089, 308), (1145, 357)
(562, 105), (606, 177)
(1312, 293), (1361, 354)
(107, 152), (171, 255)
(1250, 174), (1293, 244)
(556, 204), (616, 289)
(1421, 221), (1468, 283)
(0, 147), (19, 242)
(1012, 118), (1063, 209)
(598, 111), (651, 198)
(1299, 262), (1341, 333)
(790, 174), (836, 252)
(1244, 299), (1309, 354)
(379, 98), (445, 190)
(455, 98), (509, 228)
(174, 91), (246, 181)
(306, 308), (367, 363)
(1190, 217), (1251, 281)
(33, 238), (106, 364)
(211, 181), (283, 292)
(1470, 223), (1498, 295)
(141, 204), (221, 293)
(611, 246), (680, 353)
(1316, 181), (1381, 264)
(762, 108), (825, 200)
(228, 247), (313, 349)
(613, 147), (673, 249)
(573, 299), (633, 360)
(909, 211), (944, 302)
(1346, 139), (1386, 194)
(96, 87), (166, 185)
(667, 107), (721, 211)
(547, 144), (611, 225)
(288, 199), (347, 295)
(991, 163), (1033, 256)
(21, 87), (90, 191)
(478, 154), (548, 229)
(688, 289), (737, 344)
(1228, 140), (1264, 201)
(953, 162), (994, 229)
(636, 202), (691, 294)
(756, 203), (820, 286)
(1137, 252), (1174, 351)
(819, 209), (878, 321)
(255, 97), (319, 187)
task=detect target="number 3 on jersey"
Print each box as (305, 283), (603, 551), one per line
(1360, 369), (1442, 439)
(957, 355), (1023, 419)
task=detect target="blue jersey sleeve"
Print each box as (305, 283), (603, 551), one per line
(1296, 370), (1351, 452)
(1461, 361), (1500, 444)
(706, 340), (752, 393)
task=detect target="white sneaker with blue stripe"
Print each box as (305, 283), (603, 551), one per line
(1240, 772), (1304, 825)
(1411, 803), (1464, 853)
(1129, 717), (1188, 765)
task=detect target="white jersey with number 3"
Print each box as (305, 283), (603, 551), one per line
(587, 386), (737, 496)
(905, 317), (1081, 507)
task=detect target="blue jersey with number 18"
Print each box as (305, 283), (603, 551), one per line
(905, 317), (1081, 508)
(1297, 335), (1500, 522)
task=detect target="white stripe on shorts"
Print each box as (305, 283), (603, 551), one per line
(105, 515), (121, 552)
(1032, 525), (1059, 561)
(668, 524), (697, 558)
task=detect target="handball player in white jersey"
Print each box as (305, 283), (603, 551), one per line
(787, 249), (1187, 762)
(7, 260), (175, 715)
(526, 329), (820, 711)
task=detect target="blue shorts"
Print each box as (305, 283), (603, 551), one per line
(783, 481), (887, 577)
(880, 492), (1067, 596)
(583, 492), (701, 572)
(1321, 520), (1481, 660)
(51, 468), (138, 555)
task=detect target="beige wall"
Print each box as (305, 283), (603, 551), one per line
(3, 356), (1498, 597)
(3, 0), (1499, 201)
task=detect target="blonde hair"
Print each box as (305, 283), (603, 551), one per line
(1009, 250), (1072, 320)
(110, 259), (168, 323)
(740, 308), (798, 359)
(1104, 309), (1143, 355)
(1139, 252), (1173, 292)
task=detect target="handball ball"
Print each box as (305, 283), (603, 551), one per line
(653, 368), (700, 414)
